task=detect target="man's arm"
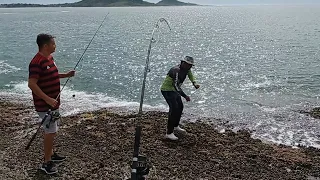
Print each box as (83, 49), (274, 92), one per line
(28, 78), (58, 107)
(59, 73), (69, 78)
(187, 70), (195, 83)
(172, 72), (188, 98)
(59, 70), (75, 78)
(188, 70), (200, 89)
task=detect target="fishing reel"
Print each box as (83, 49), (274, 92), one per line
(45, 111), (61, 128)
(128, 155), (151, 180)
(51, 111), (61, 121)
(136, 155), (151, 180)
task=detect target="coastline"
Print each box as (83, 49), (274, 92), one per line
(1, 100), (320, 179)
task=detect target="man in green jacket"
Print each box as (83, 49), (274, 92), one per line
(161, 56), (200, 140)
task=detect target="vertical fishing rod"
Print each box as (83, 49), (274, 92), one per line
(25, 13), (109, 150)
(131, 18), (171, 180)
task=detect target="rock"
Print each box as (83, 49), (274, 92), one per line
(1, 100), (320, 179)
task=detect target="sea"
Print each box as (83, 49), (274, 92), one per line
(1, 5), (320, 148)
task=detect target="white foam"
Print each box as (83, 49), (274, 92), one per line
(0, 82), (33, 104)
(60, 87), (167, 116)
(225, 71), (243, 77)
(0, 61), (21, 74)
(0, 13), (17, 15)
(251, 120), (320, 149)
(259, 106), (278, 113)
(1, 81), (167, 116)
(240, 79), (273, 90)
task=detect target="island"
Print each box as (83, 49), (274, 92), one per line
(157, 0), (197, 6)
(0, 0), (198, 8)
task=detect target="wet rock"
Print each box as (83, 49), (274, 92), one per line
(300, 107), (320, 119)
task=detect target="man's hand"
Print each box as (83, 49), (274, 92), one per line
(193, 82), (200, 89)
(45, 97), (58, 108)
(194, 84), (200, 89)
(185, 96), (191, 102)
(67, 70), (75, 77)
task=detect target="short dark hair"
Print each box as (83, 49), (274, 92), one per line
(36, 33), (55, 49)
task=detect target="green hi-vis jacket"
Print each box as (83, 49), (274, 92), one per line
(160, 65), (196, 98)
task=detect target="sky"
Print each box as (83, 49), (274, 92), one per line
(0, 0), (319, 5)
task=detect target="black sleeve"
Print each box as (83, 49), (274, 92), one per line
(172, 72), (187, 98)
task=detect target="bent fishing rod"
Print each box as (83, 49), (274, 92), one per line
(25, 13), (109, 150)
(131, 18), (171, 180)
(138, 18), (171, 115)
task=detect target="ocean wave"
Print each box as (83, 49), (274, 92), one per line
(0, 81), (167, 116)
(0, 61), (21, 74)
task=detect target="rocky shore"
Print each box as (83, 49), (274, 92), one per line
(1, 100), (320, 180)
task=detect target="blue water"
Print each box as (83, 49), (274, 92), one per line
(1, 5), (320, 147)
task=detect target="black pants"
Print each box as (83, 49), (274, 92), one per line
(161, 91), (184, 134)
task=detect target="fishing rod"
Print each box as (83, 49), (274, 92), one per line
(130, 18), (171, 180)
(138, 18), (171, 115)
(25, 13), (109, 150)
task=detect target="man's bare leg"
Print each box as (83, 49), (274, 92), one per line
(44, 133), (55, 163)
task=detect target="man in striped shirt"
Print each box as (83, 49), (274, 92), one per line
(28, 34), (75, 174)
(160, 56), (200, 141)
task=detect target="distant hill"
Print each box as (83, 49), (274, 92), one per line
(0, 3), (47, 7)
(0, 0), (155, 7)
(65, 0), (154, 7)
(157, 0), (197, 6)
(0, 0), (198, 8)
